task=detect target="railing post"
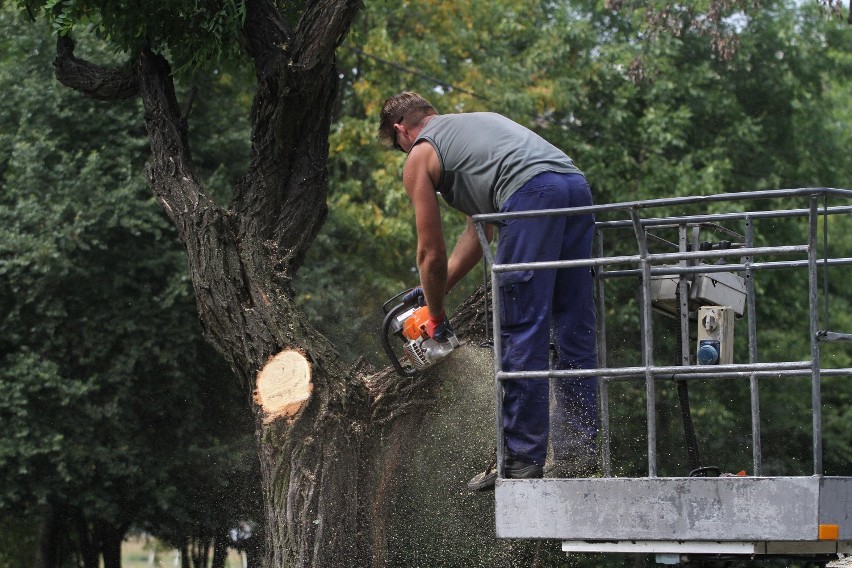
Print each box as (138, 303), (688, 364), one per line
(595, 227), (612, 477)
(631, 209), (657, 477)
(745, 216), (763, 476)
(808, 196), (823, 475)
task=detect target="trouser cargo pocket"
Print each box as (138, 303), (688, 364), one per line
(498, 270), (536, 328)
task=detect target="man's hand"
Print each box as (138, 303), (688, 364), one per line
(402, 287), (426, 306)
(425, 312), (453, 342)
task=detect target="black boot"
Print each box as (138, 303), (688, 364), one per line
(468, 449), (543, 491)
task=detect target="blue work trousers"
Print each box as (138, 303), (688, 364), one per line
(497, 172), (598, 466)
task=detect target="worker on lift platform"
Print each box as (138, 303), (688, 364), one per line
(378, 92), (599, 490)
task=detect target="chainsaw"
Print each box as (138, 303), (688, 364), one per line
(381, 289), (460, 377)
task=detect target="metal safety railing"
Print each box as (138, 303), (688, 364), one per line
(472, 187), (852, 480)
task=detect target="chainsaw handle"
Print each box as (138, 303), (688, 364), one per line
(381, 302), (419, 377)
(382, 288), (416, 314)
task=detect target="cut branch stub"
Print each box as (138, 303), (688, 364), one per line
(255, 349), (313, 423)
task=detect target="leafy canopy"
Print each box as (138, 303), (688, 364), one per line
(21, 0), (250, 72)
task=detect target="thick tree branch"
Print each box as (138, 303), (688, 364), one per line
(229, 0), (361, 275)
(53, 36), (139, 101)
(241, 0), (293, 77)
(137, 48), (212, 227)
(294, 0), (362, 69)
(134, 50), (280, 376)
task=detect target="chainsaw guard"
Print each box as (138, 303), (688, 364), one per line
(381, 301), (420, 377)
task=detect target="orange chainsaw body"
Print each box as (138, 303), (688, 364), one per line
(401, 305), (431, 341)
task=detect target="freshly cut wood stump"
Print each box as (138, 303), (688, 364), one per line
(255, 350), (313, 423)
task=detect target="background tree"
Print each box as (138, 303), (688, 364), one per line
(0, 7), (258, 568)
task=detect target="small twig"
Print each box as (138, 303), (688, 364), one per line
(181, 86), (198, 124)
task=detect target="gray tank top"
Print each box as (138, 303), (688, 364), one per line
(413, 112), (582, 215)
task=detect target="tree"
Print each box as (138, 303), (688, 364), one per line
(10, 0), (397, 566)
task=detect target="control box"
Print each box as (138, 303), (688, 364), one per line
(650, 267), (746, 317)
(697, 306), (735, 365)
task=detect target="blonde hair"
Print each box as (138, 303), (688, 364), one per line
(378, 92), (438, 147)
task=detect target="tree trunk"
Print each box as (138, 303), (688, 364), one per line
(75, 510), (98, 568)
(33, 504), (60, 568)
(239, 530), (261, 568)
(100, 524), (123, 568)
(211, 532), (228, 568)
(188, 538), (199, 568)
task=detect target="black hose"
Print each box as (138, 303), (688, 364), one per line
(677, 378), (703, 472)
(675, 286), (703, 472)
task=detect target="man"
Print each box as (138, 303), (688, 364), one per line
(378, 92), (598, 491)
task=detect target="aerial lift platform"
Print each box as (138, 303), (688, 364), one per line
(472, 187), (852, 566)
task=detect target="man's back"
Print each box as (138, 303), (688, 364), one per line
(414, 112), (582, 215)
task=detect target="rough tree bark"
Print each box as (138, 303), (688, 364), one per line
(99, 523), (124, 568)
(33, 504), (60, 568)
(70, 509), (127, 568)
(51, 0), (503, 566)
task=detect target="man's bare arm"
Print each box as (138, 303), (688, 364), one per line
(447, 216), (493, 294)
(403, 141), (447, 318)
